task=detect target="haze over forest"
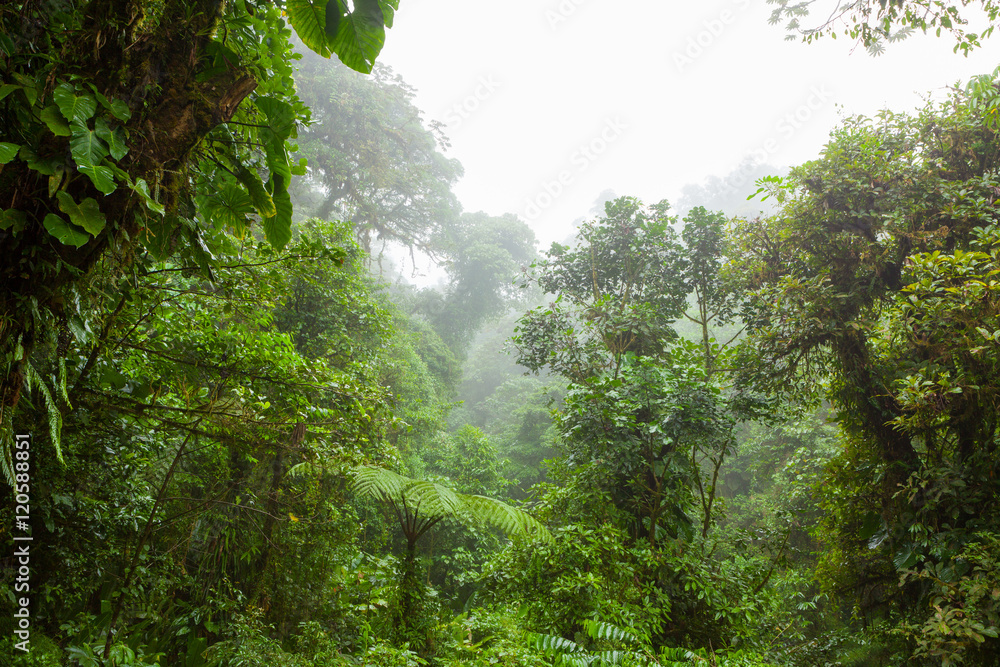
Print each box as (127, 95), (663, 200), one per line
(2, 2), (1000, 667)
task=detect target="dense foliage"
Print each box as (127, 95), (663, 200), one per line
(3, 2), (1000, 667)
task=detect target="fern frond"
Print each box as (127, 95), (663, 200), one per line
(464, 494), (553, 543)
(349, 466), (552, 543)
(1, 404), (14, 486)
(350, 465), (411, 501)
(22, 360), (64, 465)
(406, 479), (462, 516)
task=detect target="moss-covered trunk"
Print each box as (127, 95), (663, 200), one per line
(0, 0), (256, 423)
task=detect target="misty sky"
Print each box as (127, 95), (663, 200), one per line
(373, 1), (999, 246)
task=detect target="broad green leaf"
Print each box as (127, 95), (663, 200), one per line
(56, 191), (107, 236)
(91, 88), (132, 121)
(19, 145), (62, 176)
(262, 186), (293, 249)
(255, 96), (296, 147)
(379, 0), (398, 29)
(205, 183), (254, 231)
(43, 213), (91, 247)
(78, 164), (117, 194)
(329, 0), (387, 74)
(0, 209), (27, 232)
(0, 83), (20, 102)
(94, 118), (128, 161)
(12, 73), (37, 106)
(0, 142), (19, 163)
(131, 178), (165, 215)
(859, 511), (881, 540)
(48, 167), (65, 198)
(325, 0), (342, 38)
(53, 83), (97, 124)
(40, 105), (72, 136)
(266, 145), (292, 184)
(107, 99), (131, 121)
(893, 546), (918, 570)
(99, 367), (129, 390)
(196, 42), (244, 82)
(287, 0), (333, 57)
(70, 120), (110, 166)
(234, 165), (276, 218)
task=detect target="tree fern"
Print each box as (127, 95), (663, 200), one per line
(348, 465), (551, 548)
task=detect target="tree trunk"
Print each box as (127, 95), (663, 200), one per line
(1, 0), (257, 422)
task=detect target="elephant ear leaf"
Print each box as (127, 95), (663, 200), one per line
(328, 0), (386, 74)
(287, 0), (388, 74)
(43, 213), (90, 247)
(325, 0), (341, 38)
(287, 0), (333, 57)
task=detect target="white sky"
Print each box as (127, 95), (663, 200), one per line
(375, 1), (999, 247)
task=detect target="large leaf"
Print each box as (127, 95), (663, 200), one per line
(287, 0), (334, 57)
(255, 96), (296, 148)
(70, 121), (110, 166)
(43, 213), (90, 247)
(0, 209), (27, 232)
(78, 164), (117, 194)
(53, 83), (97, 124)
(94, 118), (128, 161)
(40, 105), (72, 137)
(130, 178), (165, 216)
(19, 145), (62, 176)
(406, 480), (462, 517)
(325, 0), (342, 37)
(255, 97), (295, 186)
(261, 186), (293, 249)
(350, 466), (552, 542)
(379, 0), (399, 29)
(90, 88), (131, 121)
(0, 83), (21, 102)
(0, 142), (19, 163)
(351, 466), (411, 500)
(329, 0), (386, 73)
(56, 191), (106, 236)
(204, 183), (254, 232)
(234, 165), (276, 218)
(140, 213), (178, 260)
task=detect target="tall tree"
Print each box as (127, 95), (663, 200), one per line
(733, 89), (1000, 661)
(0, 0), (399, 473)
(291, 50), (462, 256)
(422, 211), (538, 354)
